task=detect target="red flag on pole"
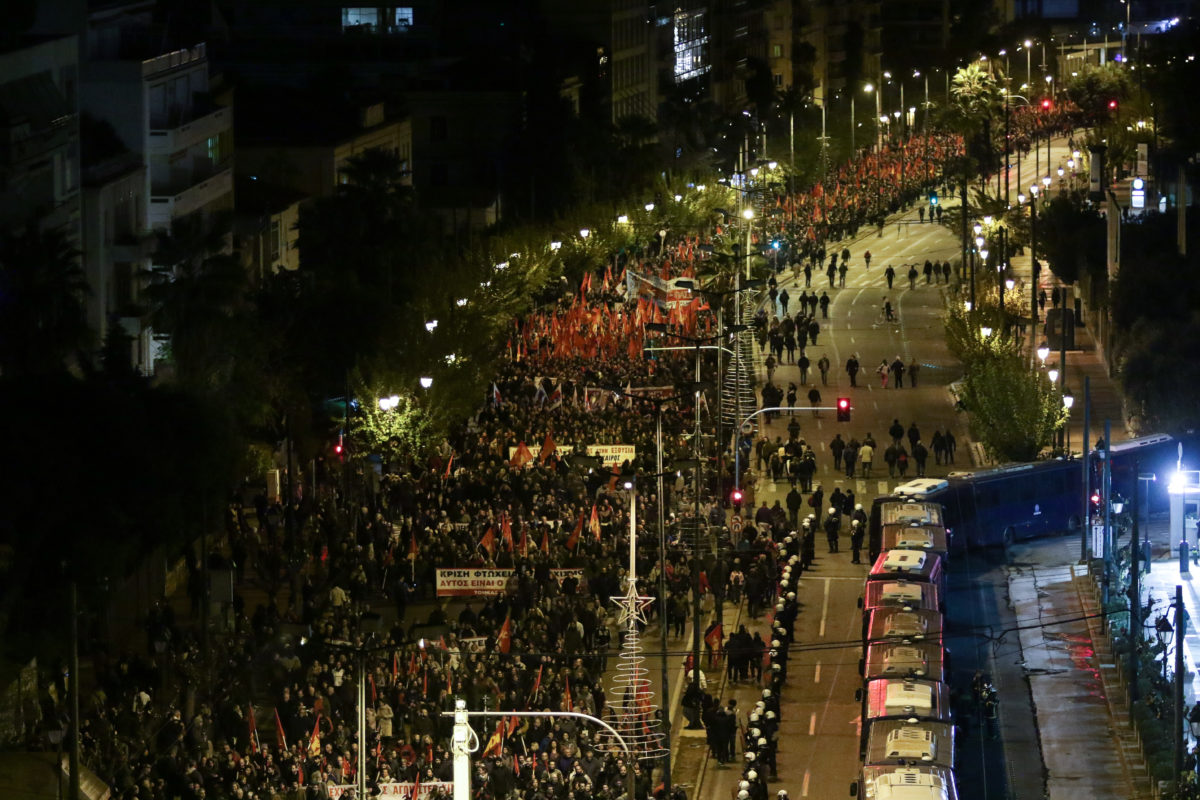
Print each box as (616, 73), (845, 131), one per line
(444, 452), (454, 479)
(483, 720), (505, 758)
(480, 527), (496, 558)
(589, 504), (601, 541)
(509, 441), (534, 469)
(497, 614), (513, 654)
(704, 623), (724, 653)
(393, 652), (399, 680)
(248, 704), (259, 754)
(540, 528), (549, 555)
(539, 432), (557, 463)
(527, 664), (543, 706)
(566, 510), (583, 552)
(307, 715), (321, 757)
(563, 675), (572, 711)
(274, 707), (288, 751)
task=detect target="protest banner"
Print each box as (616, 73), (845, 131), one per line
(436, 568), (585, 597)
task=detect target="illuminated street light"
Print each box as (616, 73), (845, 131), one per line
(1048, 368), (1059, 383)
(419, 376), (433, 389)
(616, 215), (629, 224)
(1037, 342), (1050, 363)
(456, 298), (468, 307)
(673, 194), (682, 202)
(983, 215), (993, 226)
(425, 319), (438, 332)
(645, 203), (655, 212)
(742, 209), (754, 220)
(550, 241), (562, 250)
(579, 228), (590, 238)
(378, 395), (401, 411)
(981, 326), (993, 338)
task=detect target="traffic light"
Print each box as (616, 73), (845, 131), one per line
(1107, 98), (1118, 111)
(731, 488), (744, 506)
(929, 191), (938, 207)
(334, 431), (345, 458)
(836, 397), (851, 422)
(1091, 491), (1102, 511)
(1041, 98), (1052, 111)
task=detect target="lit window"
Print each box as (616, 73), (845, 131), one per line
(772, 44), (782, 58)
(394, 8), (413, 27)
(342, 8), (379, 31)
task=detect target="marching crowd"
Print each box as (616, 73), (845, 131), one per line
(19, 131), (965, 800)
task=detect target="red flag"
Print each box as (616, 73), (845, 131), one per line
(448, 667), (454, 693)
(566, 511), (583, 552)
(527, 664), (543, 706)
(480, 527), (496, 558)
(307, 715), (321, 757)
(393, 652), (399, 680)
(408, 652), (417, 676)
(423, 668), (428, 695)
(497, 614), (513, 654)
(444, 452), (454, 479)
(483, 720), (505, 758)
(369, 672), (377, 704)
(507, 715), (519, 736)
(501, 521), (514, 552)
(408, 531), (418, 560)
(704, 623), (724, 653)
(589, 504), (601, 541)
(274, 707), (288, 751)
(514, 753), (521, 776)
(539, 432), (557, 463)
(540, 528), (549, 555)
(563, 675), (572, 711)
(510, 441), (534, 469)
(248, 704), (259, 754)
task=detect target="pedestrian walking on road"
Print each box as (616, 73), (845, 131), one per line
(826, 262), (836, 287)
(864, 250), (872, 268)
(918, 205), (926, 223)
(885, 443), (899, 477)
(830, 433), (845, 471)
(786, 383), (797, 415)
(896, 446), (910, 478)
(819, 292), (830, 319)
(808, 319), (820, 345)
(908, 359), (921, 387)
(779, 288), (790, 315)
(846, 355), (860, 387)
(804, 263), (812, 287)
(824, 510), (841, 553)
(765, 353), (776, 384)
(907, 265), (919, 290)
(877, 359), (889, 388)
(797, 354), (810, 384)
(932, 430), (946, 465)
(817, 355), (830, 385)
(942, 262), (951, 283)
(889, 419), (904, 445)
(890, 356), (905, 388)
(850, 520), (865, 563)
(838, 262), (848, 287)
(859, 441), (874, 478)
(913, 441), (928, 477)
(807, 387), (821, 417)
(843, 439), (859, 478)
(945, 430), (957, 463)
(885, 265), (895, 289)
(907, 422), (921, 451)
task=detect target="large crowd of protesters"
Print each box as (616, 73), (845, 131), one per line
(18, 130), (964, 800)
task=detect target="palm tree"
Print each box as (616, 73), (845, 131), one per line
(0, 225), (90, 375)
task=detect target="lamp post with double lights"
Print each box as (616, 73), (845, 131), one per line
(643, 322), (726, 700)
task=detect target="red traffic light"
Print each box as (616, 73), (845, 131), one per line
(1107, 99), (1118, 110)
(731, 488), (744, 503)
(1091, 492), (1102, 506)
(836, 397), (851, 422)
(1041, 98), (1052, 110)
(334, 432), (345, 456)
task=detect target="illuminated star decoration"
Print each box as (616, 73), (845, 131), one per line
(611, 581), (654, 628)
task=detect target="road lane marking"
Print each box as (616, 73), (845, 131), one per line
(819, 577), (831, 637)
(802, 770), (811, 796)
(814, 662), (822, 683)
(809, 712), (817, 735)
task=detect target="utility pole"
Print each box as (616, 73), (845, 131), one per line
(69, 581), (80, 800)
(1102, 418), (1113, 609)
(1081, 376), (1091, 561)
(1175, 584), (1186, 786)
(1130, 458), (1142, 702)
(691, 339), (703, 698)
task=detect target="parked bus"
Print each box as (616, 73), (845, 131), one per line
(860, 640), (947, 683)
(860, 580), (942, 633)
(855, 677), (952, 755)
(869, 500), (944, 561)
(865, 607), (943, 645)
(864, 720), (955, 769)
(880, 523), (950, 562)
(867, 549), (947, 598)
(850, 765), (958, 800)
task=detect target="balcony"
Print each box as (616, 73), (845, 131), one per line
(148, 166), (232, 229)
(148, 105), (231, 157)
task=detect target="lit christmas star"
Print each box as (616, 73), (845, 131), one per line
(611, 582), (654, 628)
